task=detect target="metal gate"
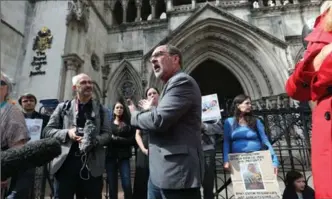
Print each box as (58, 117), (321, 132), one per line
(30, 100), (312, 199)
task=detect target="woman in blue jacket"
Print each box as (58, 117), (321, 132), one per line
(223, 94), (279, 173)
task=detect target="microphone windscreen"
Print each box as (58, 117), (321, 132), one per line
(1, 138), (61, 180)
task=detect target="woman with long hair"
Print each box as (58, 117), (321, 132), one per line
(132, 87), (160, 199)
(106, 98), (134, 199)
(282, 171), (314, 199)
(223, 94), (279, 172)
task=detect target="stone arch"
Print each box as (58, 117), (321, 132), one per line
(113, 0), (123, 25)
(141, 0), (151, 20)
(127, 0), (137, 22)
(146, 18), (288, 99)
(106, 60), (143, 106)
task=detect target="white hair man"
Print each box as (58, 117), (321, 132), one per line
(43, 73), (112, 199)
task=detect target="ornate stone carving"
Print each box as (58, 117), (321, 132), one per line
(67, 0), (90, 32)
(62, 53), (84, 71)
(104, 50), (144, 63)
(108, 19), (168, 33)
(120, 71), (136, 99)
(90, 53), (100, 71)
(101, 64), (111, 80)
(180, 31), (274, 95)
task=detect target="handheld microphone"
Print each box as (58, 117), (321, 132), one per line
(1, 138), (61, 180)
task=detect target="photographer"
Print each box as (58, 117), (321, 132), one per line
(43, 73), (112, 199)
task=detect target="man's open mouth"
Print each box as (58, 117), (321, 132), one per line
(154, 65), (161, 72)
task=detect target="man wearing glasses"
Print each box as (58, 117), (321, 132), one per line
(128, 45), (204, 199)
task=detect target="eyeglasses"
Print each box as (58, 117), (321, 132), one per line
(0, 80), (7, 86)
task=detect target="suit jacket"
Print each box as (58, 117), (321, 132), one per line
(43, 99), (112, 177)
(131, 71), (204, 189)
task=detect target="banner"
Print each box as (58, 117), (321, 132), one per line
(25, 118), (43, 142)
(202, 94), (221, 122)
(229, 150), (281, 199)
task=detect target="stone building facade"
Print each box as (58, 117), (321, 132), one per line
(0, 0), (324, 109)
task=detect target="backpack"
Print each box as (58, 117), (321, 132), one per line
(60, 100), (104, 128)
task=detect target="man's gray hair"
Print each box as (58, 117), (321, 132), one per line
(1, 71), (14, 96)
(166, 45), (183, 68)
(72, 73), (88, 86)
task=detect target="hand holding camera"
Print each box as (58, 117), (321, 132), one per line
(68, 127), (83, 142)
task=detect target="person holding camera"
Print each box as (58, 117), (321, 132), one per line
(43, 73), (112, 199)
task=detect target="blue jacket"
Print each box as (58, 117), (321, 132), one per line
(223, 117), (279, 167)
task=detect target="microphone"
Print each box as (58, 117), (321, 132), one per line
(1, 138), (61, 180)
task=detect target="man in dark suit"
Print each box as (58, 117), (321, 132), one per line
(128, 45), (204, 199)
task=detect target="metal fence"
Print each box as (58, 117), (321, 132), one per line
(28, 105), (312, 199)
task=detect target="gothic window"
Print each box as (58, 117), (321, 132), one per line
(114, 0), (123, 24)
(156, 0), (166, 19)
(141, 0), (151, 21)
(127, 0), (137, 22)
(120, 73), (136, 99)
(90, 53), (100, 71)
(173, 0), (191, 6)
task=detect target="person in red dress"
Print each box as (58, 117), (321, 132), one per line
(285, 2), (332, 198)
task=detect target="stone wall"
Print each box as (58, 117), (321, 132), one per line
(16, 1), (68, 102)
(0, 1), (28, 85)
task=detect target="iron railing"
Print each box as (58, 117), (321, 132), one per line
(26, 106), (312, 199)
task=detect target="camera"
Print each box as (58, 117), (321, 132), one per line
(76, 127), (84, 137)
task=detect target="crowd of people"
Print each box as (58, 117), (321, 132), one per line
(1, 2), (332, 199)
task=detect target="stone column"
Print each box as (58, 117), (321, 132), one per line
(215, 0), (221, 6)
(275, 0), (282, 6)
(165, 0), (173, 11)
(101, 64), (111, 104)
(150, 0), (156, 19)
(192, 0), (196, 9)
(62, 54), (84, 101)
(136, 0), (142, 21)
(122, 1), (128, 23)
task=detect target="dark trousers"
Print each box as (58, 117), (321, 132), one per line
(202, 150), (216, 199)
(54, 154), (103, 199)
(106, 157), (132, 199)
(7, 168), (35, 199)
(147, 178), (201, 199)
(133, 149), (149, 199)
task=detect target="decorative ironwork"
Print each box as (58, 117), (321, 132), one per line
(31, 94), (312, 199)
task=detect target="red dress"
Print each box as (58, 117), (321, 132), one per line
(285, 10), (332, 199)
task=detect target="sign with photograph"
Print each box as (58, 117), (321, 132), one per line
(25, 118), (43, 142)
(229, 150), (281, 199)
(202, 94), (221, 122)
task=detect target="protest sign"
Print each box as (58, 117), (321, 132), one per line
(25, 118), (43, 142)
(229, 150), (281, 199)
(202, 94), (221, 122)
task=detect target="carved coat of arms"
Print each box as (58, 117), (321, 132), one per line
(32, 27), (53, 52)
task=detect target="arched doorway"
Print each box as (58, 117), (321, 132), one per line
(190, 59), (244, 113)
